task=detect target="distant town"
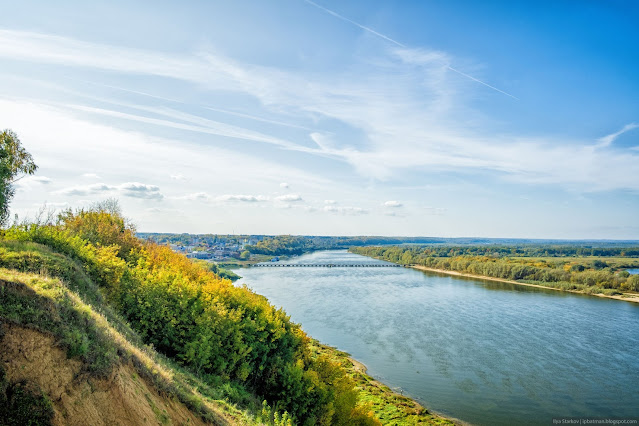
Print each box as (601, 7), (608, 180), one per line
(138, 233), (267, 261)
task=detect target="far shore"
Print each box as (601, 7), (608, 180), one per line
(410, 265), (639, 304)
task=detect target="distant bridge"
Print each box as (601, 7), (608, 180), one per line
(252, 263), (402, 268)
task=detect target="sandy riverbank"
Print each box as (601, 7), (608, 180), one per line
(410, 265), (639, 304)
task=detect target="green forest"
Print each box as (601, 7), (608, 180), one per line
(351, 246), (639, 295)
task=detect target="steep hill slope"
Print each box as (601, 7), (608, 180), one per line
(1, 322), (208, 426)
(0, 267), (256, 425)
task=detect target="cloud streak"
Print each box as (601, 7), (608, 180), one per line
(2, 31), (637, 194)
(73, 78), (315, 131)
(323, 205), (368, 215)
(304, 0), (407, 48)
(64, 103), (308, 153)
(304, 0), (517, 99)
(55, 183), (115, 196)
(596, 123), (638, 149)
(275, 194), (303, 202)
(55, 182), (163, 200)
(217, 194), (269, 202)
(119, 182), (163, 200)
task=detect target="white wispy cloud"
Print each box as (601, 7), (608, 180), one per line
(0, 32), (531, 178)
(275, 194), (303, 202)
(217, 194), (269, 202)
(303, 1), (517, 99)
(55, 183), (115, 196)
(323, 205), (368, 215)
(0, 29), (213, 85)
(202, 106), (315, 131)
(64, 103), (308, 153)
(424, 207), (447, 216)
(119, 182), (163, 200)
(304, 0), (406, 47)
(67, 78), (314, 131)
(82, 173), (101, 179)
(393, 48), (450, 67)
(384, 200), (402, 208)
(596, 123), (638, 149)
(174, 192), (273, 203)
(1, 99), (330, 190)
(2, 30), (637, 195)
(176, 192), (211, 201)
(21, 176), (52, 185)
(55, 182), (163, 200)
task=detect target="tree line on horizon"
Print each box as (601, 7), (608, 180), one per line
(143, 232), (639, 257)
(243, 235), (639, 258)
(350, 246), (639, 293)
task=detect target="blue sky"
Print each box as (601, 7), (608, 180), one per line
(1, 0), (638, 238)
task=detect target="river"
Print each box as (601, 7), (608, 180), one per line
(235, 250), (639, 425)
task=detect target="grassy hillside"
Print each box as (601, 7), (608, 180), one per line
(0, 247), (264, 425)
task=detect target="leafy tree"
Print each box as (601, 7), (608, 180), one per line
(0, 129), (38, 225)
(591, 259), (608, 270)
(57, 199), (140, 261)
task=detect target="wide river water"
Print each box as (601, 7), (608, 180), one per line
(235, 250), (639, 425)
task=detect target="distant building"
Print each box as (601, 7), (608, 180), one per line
(187, 252), (212, 260)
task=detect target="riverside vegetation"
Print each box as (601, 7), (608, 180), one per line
(350, 246), (639, 296)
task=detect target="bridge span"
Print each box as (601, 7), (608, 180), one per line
(252, 263), (402, 268)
